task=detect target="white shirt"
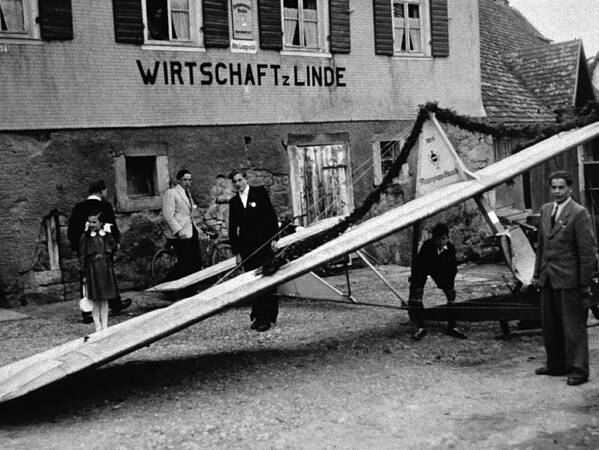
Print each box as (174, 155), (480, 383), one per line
(87, 194), (102, 201)
(239, 184), (250, 208)
(552, 196), (572, 222)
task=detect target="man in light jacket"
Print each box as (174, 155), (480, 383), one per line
(532, 170), (597, 386)
(162, 169), (202, 280)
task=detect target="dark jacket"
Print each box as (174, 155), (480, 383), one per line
(68, 198), (120, 253)
(228, 185), (278, 266)
(411, 238), (457, 289)
(534, 199), (596, 289)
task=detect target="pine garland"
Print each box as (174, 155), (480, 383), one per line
(262, 100), (599, 276)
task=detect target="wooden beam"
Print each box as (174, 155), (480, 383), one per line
(1, 122), (598, 403)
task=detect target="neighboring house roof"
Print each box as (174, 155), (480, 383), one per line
(478, 0), (555, 123)
(503, 40), (582, 112)
(478, 0), (596, 124)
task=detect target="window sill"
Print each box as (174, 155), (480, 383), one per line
(142, 43), (206, 52)
(281, 50), (332, 58)
(0, 37), (42, 45)
(391, 54), (433, 61)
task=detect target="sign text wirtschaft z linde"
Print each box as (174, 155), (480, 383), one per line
(136, 60), (347, 87)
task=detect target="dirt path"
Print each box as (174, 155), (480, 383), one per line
(1, 264), (599, 449)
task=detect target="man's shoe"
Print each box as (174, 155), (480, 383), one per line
(255, 321), (272, 332)
(412, 328), (427, 341)
(446, 327), (467, 339)
(535, 366), (551, 375)
(535, 366), (567, 376)
(567, 375), (588, 386)
(82, 312), (93, 324)
(111, 298), (132, 315)
(120, 298), (132, 310)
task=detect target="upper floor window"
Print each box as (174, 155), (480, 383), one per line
(0, 0), (38, 39)
(282, 0), (327, 52)
(143, 0), (201, 46)
(392, 0), (427, 54)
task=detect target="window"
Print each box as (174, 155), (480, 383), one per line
(0, 0), (38, 39)
(392, 0), (426, 54)
(372, 133), (410, 185)
(282, 0), (327, 52)
(142, 0), (202, 46)
(126, 156), (157, 198)
(114, 143), (170, 212)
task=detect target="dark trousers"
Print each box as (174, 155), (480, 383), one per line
(170, 227), (203, 280)
(408, 278), (457, 329)
(242, 249), (278, 325)
(541, 282), (589, 377)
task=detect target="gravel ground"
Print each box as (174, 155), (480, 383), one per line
(1, 263), (599, 449)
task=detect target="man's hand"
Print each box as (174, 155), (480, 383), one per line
(270, 240), (278, 252)
(235, 253), (242, 265)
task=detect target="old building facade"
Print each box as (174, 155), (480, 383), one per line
(0, 0), (489, 304)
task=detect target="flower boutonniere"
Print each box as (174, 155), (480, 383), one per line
(249, 202), (257, 208)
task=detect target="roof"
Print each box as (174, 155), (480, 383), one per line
(478, 0), (555, 123)
(503, 40), (581, 112)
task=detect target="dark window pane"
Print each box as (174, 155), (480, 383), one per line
(147, 0), (168, 40)
(126, 156), (156, 197)
(408, 3), (419, 18)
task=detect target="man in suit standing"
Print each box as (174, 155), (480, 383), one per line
(162, 169), (203, 280)
(68, 180), (131, 322)
(532, 170), (597, 386)
(228, 169), (279, 332)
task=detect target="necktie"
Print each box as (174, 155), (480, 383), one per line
(185, 190), (193, 209)
(551, 204), (558, 227)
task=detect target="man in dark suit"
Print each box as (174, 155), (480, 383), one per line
(68, 180), (131, 322)
(533, 170), (597, 386)
(228, 169), (279, 332)
(408, 223), (467, 341)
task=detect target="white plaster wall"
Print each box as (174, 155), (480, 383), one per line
(0, 0), (485, 130)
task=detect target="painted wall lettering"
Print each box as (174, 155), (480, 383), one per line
(136, 60), (347, 88)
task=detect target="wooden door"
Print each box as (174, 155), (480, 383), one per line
(290, 142), (352, 226)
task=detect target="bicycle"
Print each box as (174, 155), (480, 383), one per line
(151, 225), (232, 284)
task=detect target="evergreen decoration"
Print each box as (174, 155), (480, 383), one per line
(262, 101), (599, 276)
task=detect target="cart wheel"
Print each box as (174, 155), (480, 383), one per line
(152, 248), (178, 284)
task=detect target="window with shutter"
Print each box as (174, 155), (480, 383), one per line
(139, 0), (204, 47)
(39, 0), (73, 40)
(429, 0), (448, 57)
(373, 0), (393, 55)
(113, 0), (144, 44)
(0, 0), (39, 40)
(391, 0), (430, 55)
(258, 0), (282, 50)
(281, 0), (329, 53)
(203, 0), (229, 48)
(328, 0), (349, 54)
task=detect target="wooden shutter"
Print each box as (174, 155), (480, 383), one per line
(39, 0), (73, 41)
(258, 0), (282, 50)
(372, 0), (393, 56)
(430, 0), (449, 57)
(203, 0), (230, 48)
(112, 0), (144, 45)
(329, 0), (350, 54)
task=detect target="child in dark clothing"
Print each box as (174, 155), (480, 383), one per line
(79, 211), (119, 332)
(408, 223), (467, 341)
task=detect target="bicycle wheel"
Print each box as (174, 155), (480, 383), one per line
(209, 242), (233, 266)
(152, 248), (178, 283)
